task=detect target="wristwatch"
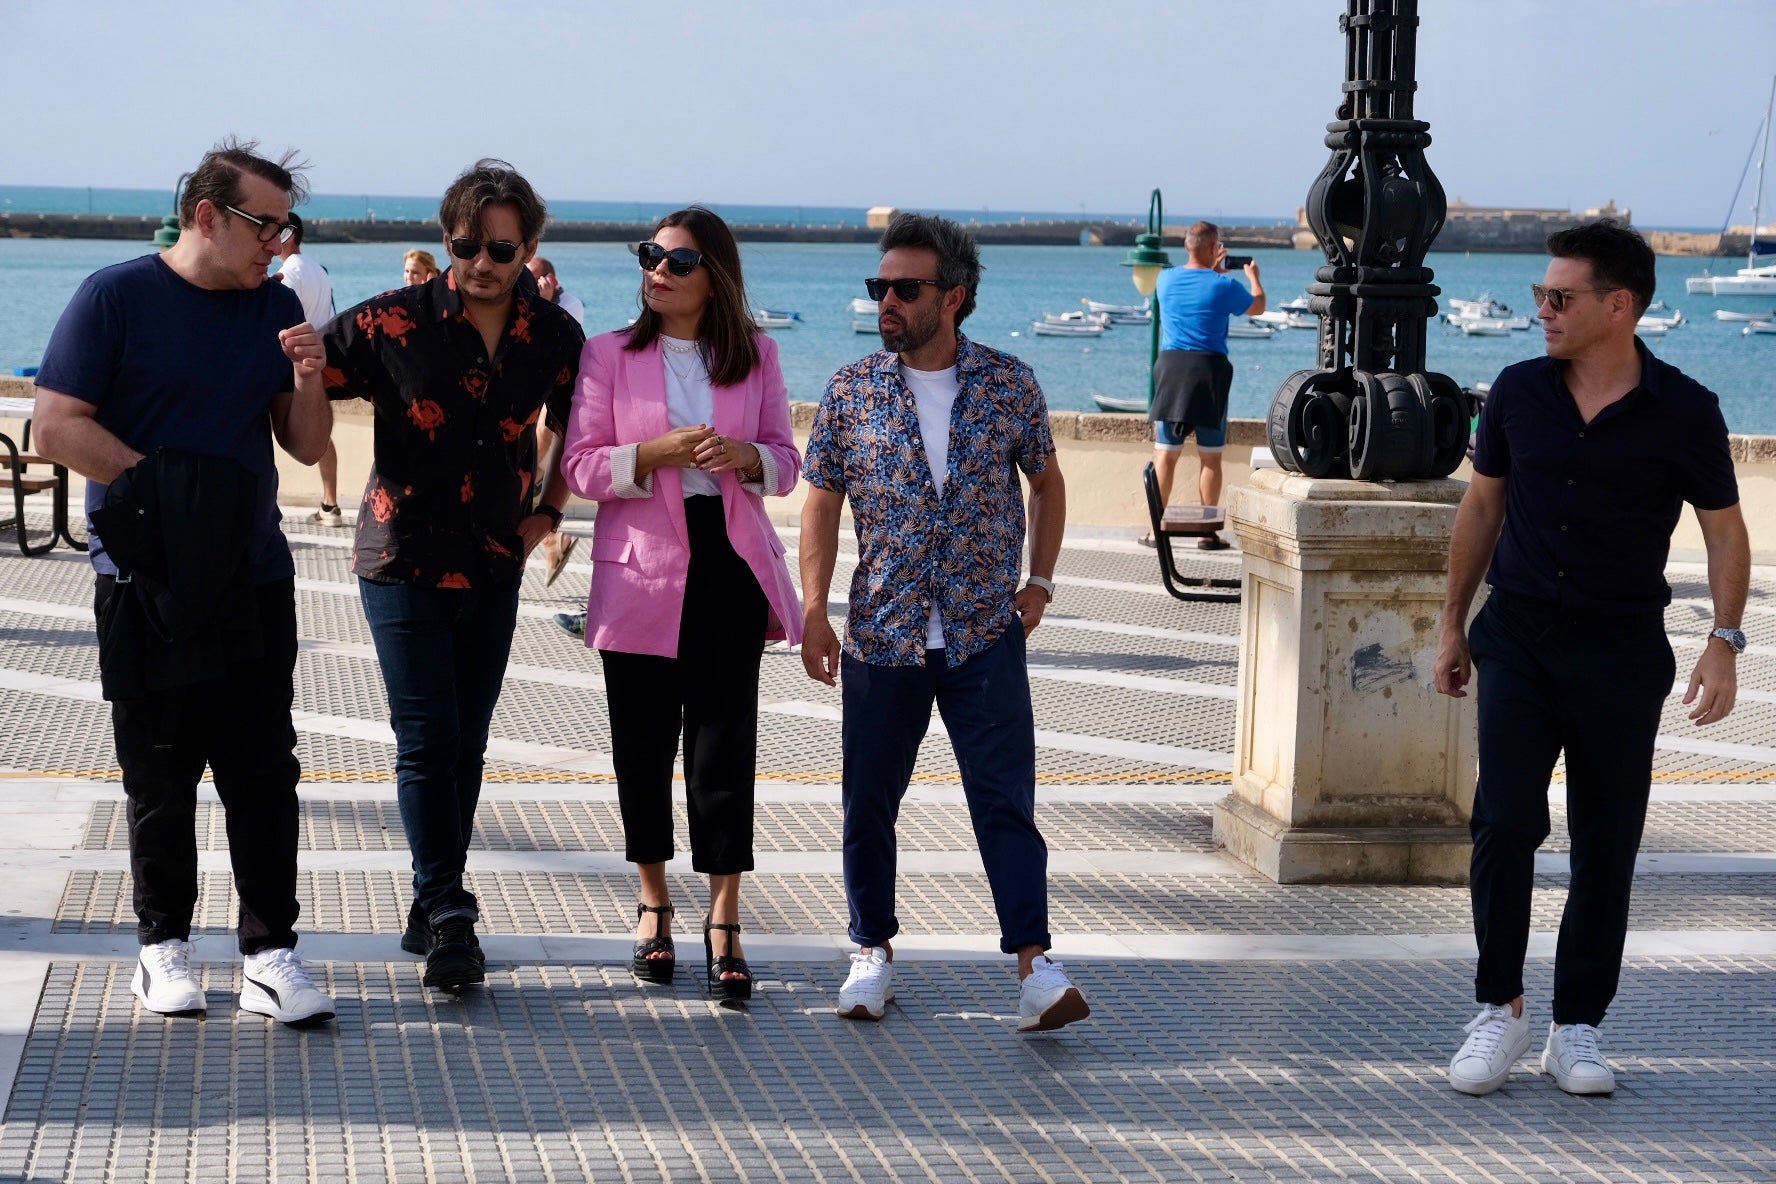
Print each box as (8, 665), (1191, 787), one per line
(536, 504), (564, 532)
(1025, 575), (1056, 603)
(1710, 626), (1747, 654)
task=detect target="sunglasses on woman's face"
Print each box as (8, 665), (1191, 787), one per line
(636, 242), (703, 276)
(449, 237), (521, 265)
(864, 277), (949, 303)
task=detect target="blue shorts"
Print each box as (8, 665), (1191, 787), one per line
(1155, 416), (1227, 452)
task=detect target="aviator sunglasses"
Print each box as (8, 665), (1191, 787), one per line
(1530, 283), (1623, 313)
(449, 237), (522, 265)
(635, 241), (703, 276)
(864, 277), (950, 302)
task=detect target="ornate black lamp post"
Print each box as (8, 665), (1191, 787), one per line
(1267, 0), (1472, 481)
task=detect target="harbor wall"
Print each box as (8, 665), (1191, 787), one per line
(3, 379), (1771, 561)
(1, 212), (1728, 254)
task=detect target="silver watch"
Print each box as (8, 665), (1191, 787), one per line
(1710, 627), (1747, 654)
(1025, 575), (1056, 603)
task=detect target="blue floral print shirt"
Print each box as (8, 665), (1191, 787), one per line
(802, 336), (1055, 667)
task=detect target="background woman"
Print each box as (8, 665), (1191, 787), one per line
(561, 207), (802, 1001)
(402, 249), (441, 286)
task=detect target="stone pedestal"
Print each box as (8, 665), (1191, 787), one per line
(1213, 468), (1478, 883)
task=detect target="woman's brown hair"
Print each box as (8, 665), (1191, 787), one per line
(624, 206), (761, 387)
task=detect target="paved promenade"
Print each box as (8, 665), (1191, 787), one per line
(0, 506), (1773, 1182)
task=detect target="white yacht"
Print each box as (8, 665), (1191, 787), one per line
(1688, 75), (1776, 296)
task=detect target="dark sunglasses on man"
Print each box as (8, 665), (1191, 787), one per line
(634, 241), (703, 277)
(223, 204), (297, 245)
(864, 277), (951, 303)
(449, 237), (522, 265)
(1530, 283), (1623, 314)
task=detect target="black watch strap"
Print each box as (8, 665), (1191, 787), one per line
(537, 504), (564, 531)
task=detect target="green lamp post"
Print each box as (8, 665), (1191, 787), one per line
(151, 173), (190, 250)
(1120, 188), (1170, 406)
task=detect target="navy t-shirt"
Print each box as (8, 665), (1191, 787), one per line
(35, 254), (303, 584)
(1472, 342), (1739, 614)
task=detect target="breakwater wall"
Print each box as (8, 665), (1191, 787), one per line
(0, 212), (1737, 256)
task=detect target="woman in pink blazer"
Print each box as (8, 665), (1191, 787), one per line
(561, 206), (802, 1002)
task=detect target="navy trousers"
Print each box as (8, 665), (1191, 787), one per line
(1468, 589), (1674, 1027)
(359, 575), (520, 923)
(841, 625), (1051, 954)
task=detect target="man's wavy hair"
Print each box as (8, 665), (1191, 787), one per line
(179, 136), (309, 229)
(438, 158), (548, 244)
(878, 212), (983, 328)
(1546, 218), (1656, 317)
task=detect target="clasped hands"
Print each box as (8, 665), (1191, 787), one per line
(640, 424), (760, 478)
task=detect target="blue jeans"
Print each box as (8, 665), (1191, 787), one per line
(359, 576), (520, 922)
(841, 625), (1050, 954)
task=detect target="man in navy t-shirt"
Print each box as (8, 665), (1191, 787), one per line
(1147, 221), (1265, 549)
(33, 138), (337, 1028)
(1435, 220), (1749, 1097)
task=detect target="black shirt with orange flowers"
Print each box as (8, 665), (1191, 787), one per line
(320, 269), (585, 588)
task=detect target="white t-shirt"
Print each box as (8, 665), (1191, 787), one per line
(901, 362), (961, 648)
(663, 336), (722, 497)
(557, 289), (587, 327)
(276, 252), (334, 325)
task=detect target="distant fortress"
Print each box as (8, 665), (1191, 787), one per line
(0, 198), (1738, 256)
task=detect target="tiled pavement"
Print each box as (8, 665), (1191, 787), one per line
(1, 506), (1774, 1182)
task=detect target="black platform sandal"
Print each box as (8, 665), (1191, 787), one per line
(703, 916), (752, 1002)
(631, 902), (675, 984)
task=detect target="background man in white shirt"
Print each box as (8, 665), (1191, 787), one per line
(273, 214), (346, 527)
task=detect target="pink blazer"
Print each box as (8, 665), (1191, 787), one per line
(561, 330), (803, 658)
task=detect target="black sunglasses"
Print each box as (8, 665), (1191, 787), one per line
(865, 277), (950, 303)
(223, 204), (296, 245)
(449, 237), (522, 265)
(636, 241), (703, 276)
(1530, 283), (1623, 313)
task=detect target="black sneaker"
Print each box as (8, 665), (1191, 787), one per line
(424, 915), (487, 992)
(400, 901), (432, 957)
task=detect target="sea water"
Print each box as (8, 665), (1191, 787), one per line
(2, 237), (1772, 432)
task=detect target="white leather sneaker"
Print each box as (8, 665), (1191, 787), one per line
(1541, 1022), (1616, 1095)
(240, 948), (335, 1027)
(1017, 956), (1091, 1032)
(1449, 1003), (1532, 1095)
(836, 948), (894, 1021)
(132, 939), (206, 1015)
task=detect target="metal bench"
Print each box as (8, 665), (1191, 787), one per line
(0, 397), (86, 555)
(1142, 462), (1239, 603)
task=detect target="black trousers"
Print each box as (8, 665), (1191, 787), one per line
(599, 496), (769, 874)
(1468, 589), (1674, 1027)
(99, 575), (302, 955)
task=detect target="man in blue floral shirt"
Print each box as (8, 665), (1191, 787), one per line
(800, 212), (1089, 1033)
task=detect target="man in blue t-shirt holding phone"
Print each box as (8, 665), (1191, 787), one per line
(1147, 221), (1265, 549)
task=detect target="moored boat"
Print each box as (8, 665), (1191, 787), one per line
(1091, 394), (1149, 413)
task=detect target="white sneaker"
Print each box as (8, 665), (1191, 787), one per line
(836, 948), (894, 1021)
(132, 939), (206, 1015)
(1449, 1003), (1533, 1095)
(1541, 1022), (1615, 1095)
(309, 506), (345, 527)
(240, 948), (335, 1026)
(1017, 956), (1091, 1032)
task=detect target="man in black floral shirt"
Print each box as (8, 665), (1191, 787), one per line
(321, 159), (584, 991)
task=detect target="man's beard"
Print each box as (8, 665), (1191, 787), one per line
(880, 304), (942, 354)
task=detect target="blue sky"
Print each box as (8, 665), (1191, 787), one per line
(7, 0), (1773, 227)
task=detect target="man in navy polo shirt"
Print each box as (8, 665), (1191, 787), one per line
(1434, 220), (1749, 1096)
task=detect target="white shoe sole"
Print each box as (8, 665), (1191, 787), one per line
(240, 981), (335, 1027)
(131, 960), (205, 1016)
(836, 985), (894, 1022)
(1541, 1048), (1615, 1095)
(1450, 1027), (1533, 1095)
(1018, 987), (1091, 1033)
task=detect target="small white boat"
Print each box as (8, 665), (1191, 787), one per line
(1278, 296), (1314, 314)
(849, 297), (879, 315)
(1228, 319), (1274, 339)
(1449, 294), (1518, 319)
(1031, 320), (1106, 337)
(754, 311), (797, 330)
(1637, 309), (1685, 329)
(1102, 309), (1152, 325)
(1043, 311), (1111, 327)
(1715, 308), (1776, 321)
(1635, 322), (1668, 337)
(1091, 394), (1148, 414)
(1083, 298), (1150, 316)
(1458, 319), (1514, 337)
(852, 315), (880, 334)
(1251, 311), (1294, 329)
(1744, 320), (1776, 335)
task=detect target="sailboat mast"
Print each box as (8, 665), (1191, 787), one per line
(1751, 74), (1776, 268)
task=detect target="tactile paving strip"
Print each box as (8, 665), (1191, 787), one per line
(50, 869), (1776, 937)
(3, 958), (1773, 1183)
(81, 799), (1221, 855)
